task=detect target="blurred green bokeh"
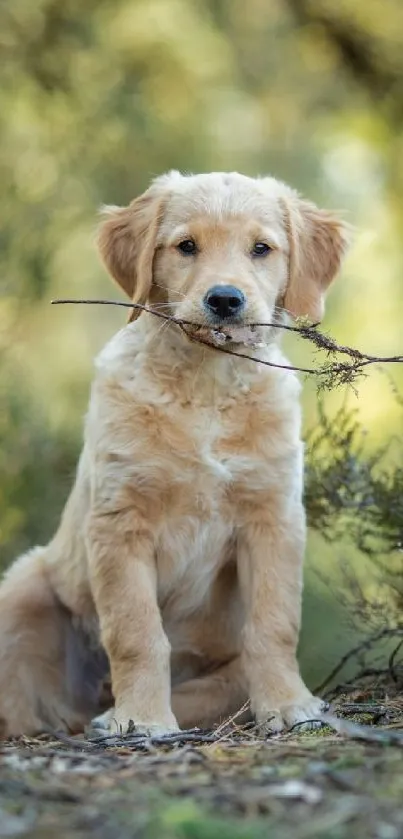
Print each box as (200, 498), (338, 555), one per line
(1, 0), (402, 683)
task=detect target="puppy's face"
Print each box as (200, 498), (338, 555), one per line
(154, 175), (289, 339)
(98, 171), (349, 343)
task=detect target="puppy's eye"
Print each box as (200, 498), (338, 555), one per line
(251, 242), (272, 257)
(177, 239), (197, 255)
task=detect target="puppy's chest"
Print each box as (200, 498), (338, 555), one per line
(146, 398), (285, 613)
(135, 396), (276, 498)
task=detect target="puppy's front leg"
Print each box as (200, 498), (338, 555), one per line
(86, 511), (178, 735)
(238, 502), (325, 734)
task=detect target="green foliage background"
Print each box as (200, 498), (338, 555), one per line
(1, 0), (402, 683)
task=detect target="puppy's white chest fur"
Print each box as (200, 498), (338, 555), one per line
(91, 324), (303, 612)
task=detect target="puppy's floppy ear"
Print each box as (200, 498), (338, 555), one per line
(97, 184), (167, 321)
(281, 193), (350, 323)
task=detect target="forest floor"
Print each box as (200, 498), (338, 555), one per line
(1, 684), (403, 839)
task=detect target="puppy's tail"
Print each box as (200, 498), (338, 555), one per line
(0, 547), (96, 737)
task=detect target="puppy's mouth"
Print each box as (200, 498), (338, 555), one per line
(184, 323), (267, 350)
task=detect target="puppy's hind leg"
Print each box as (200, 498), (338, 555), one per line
(172, 657), (250, 730)
(0, 548), (100, 737)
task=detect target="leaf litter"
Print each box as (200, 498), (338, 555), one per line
(0, 688), (402, 839)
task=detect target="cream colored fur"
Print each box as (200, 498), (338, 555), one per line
(0, 171), (349, 737)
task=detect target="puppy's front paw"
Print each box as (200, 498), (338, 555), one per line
(91, 706), (180, 737)
(116, 718), (180, 737)
(254, 693), (327, 735)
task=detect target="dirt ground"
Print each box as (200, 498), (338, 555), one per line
(1, 690), (402, 839)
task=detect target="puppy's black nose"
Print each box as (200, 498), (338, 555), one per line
(204, 285), (245, 320)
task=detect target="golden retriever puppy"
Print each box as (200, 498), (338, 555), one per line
(0, 171), (348, 737)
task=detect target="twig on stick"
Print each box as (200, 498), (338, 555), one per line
(51, 297), (403, 387)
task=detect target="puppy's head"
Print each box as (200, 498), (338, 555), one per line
(98, 171), (349, 343)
